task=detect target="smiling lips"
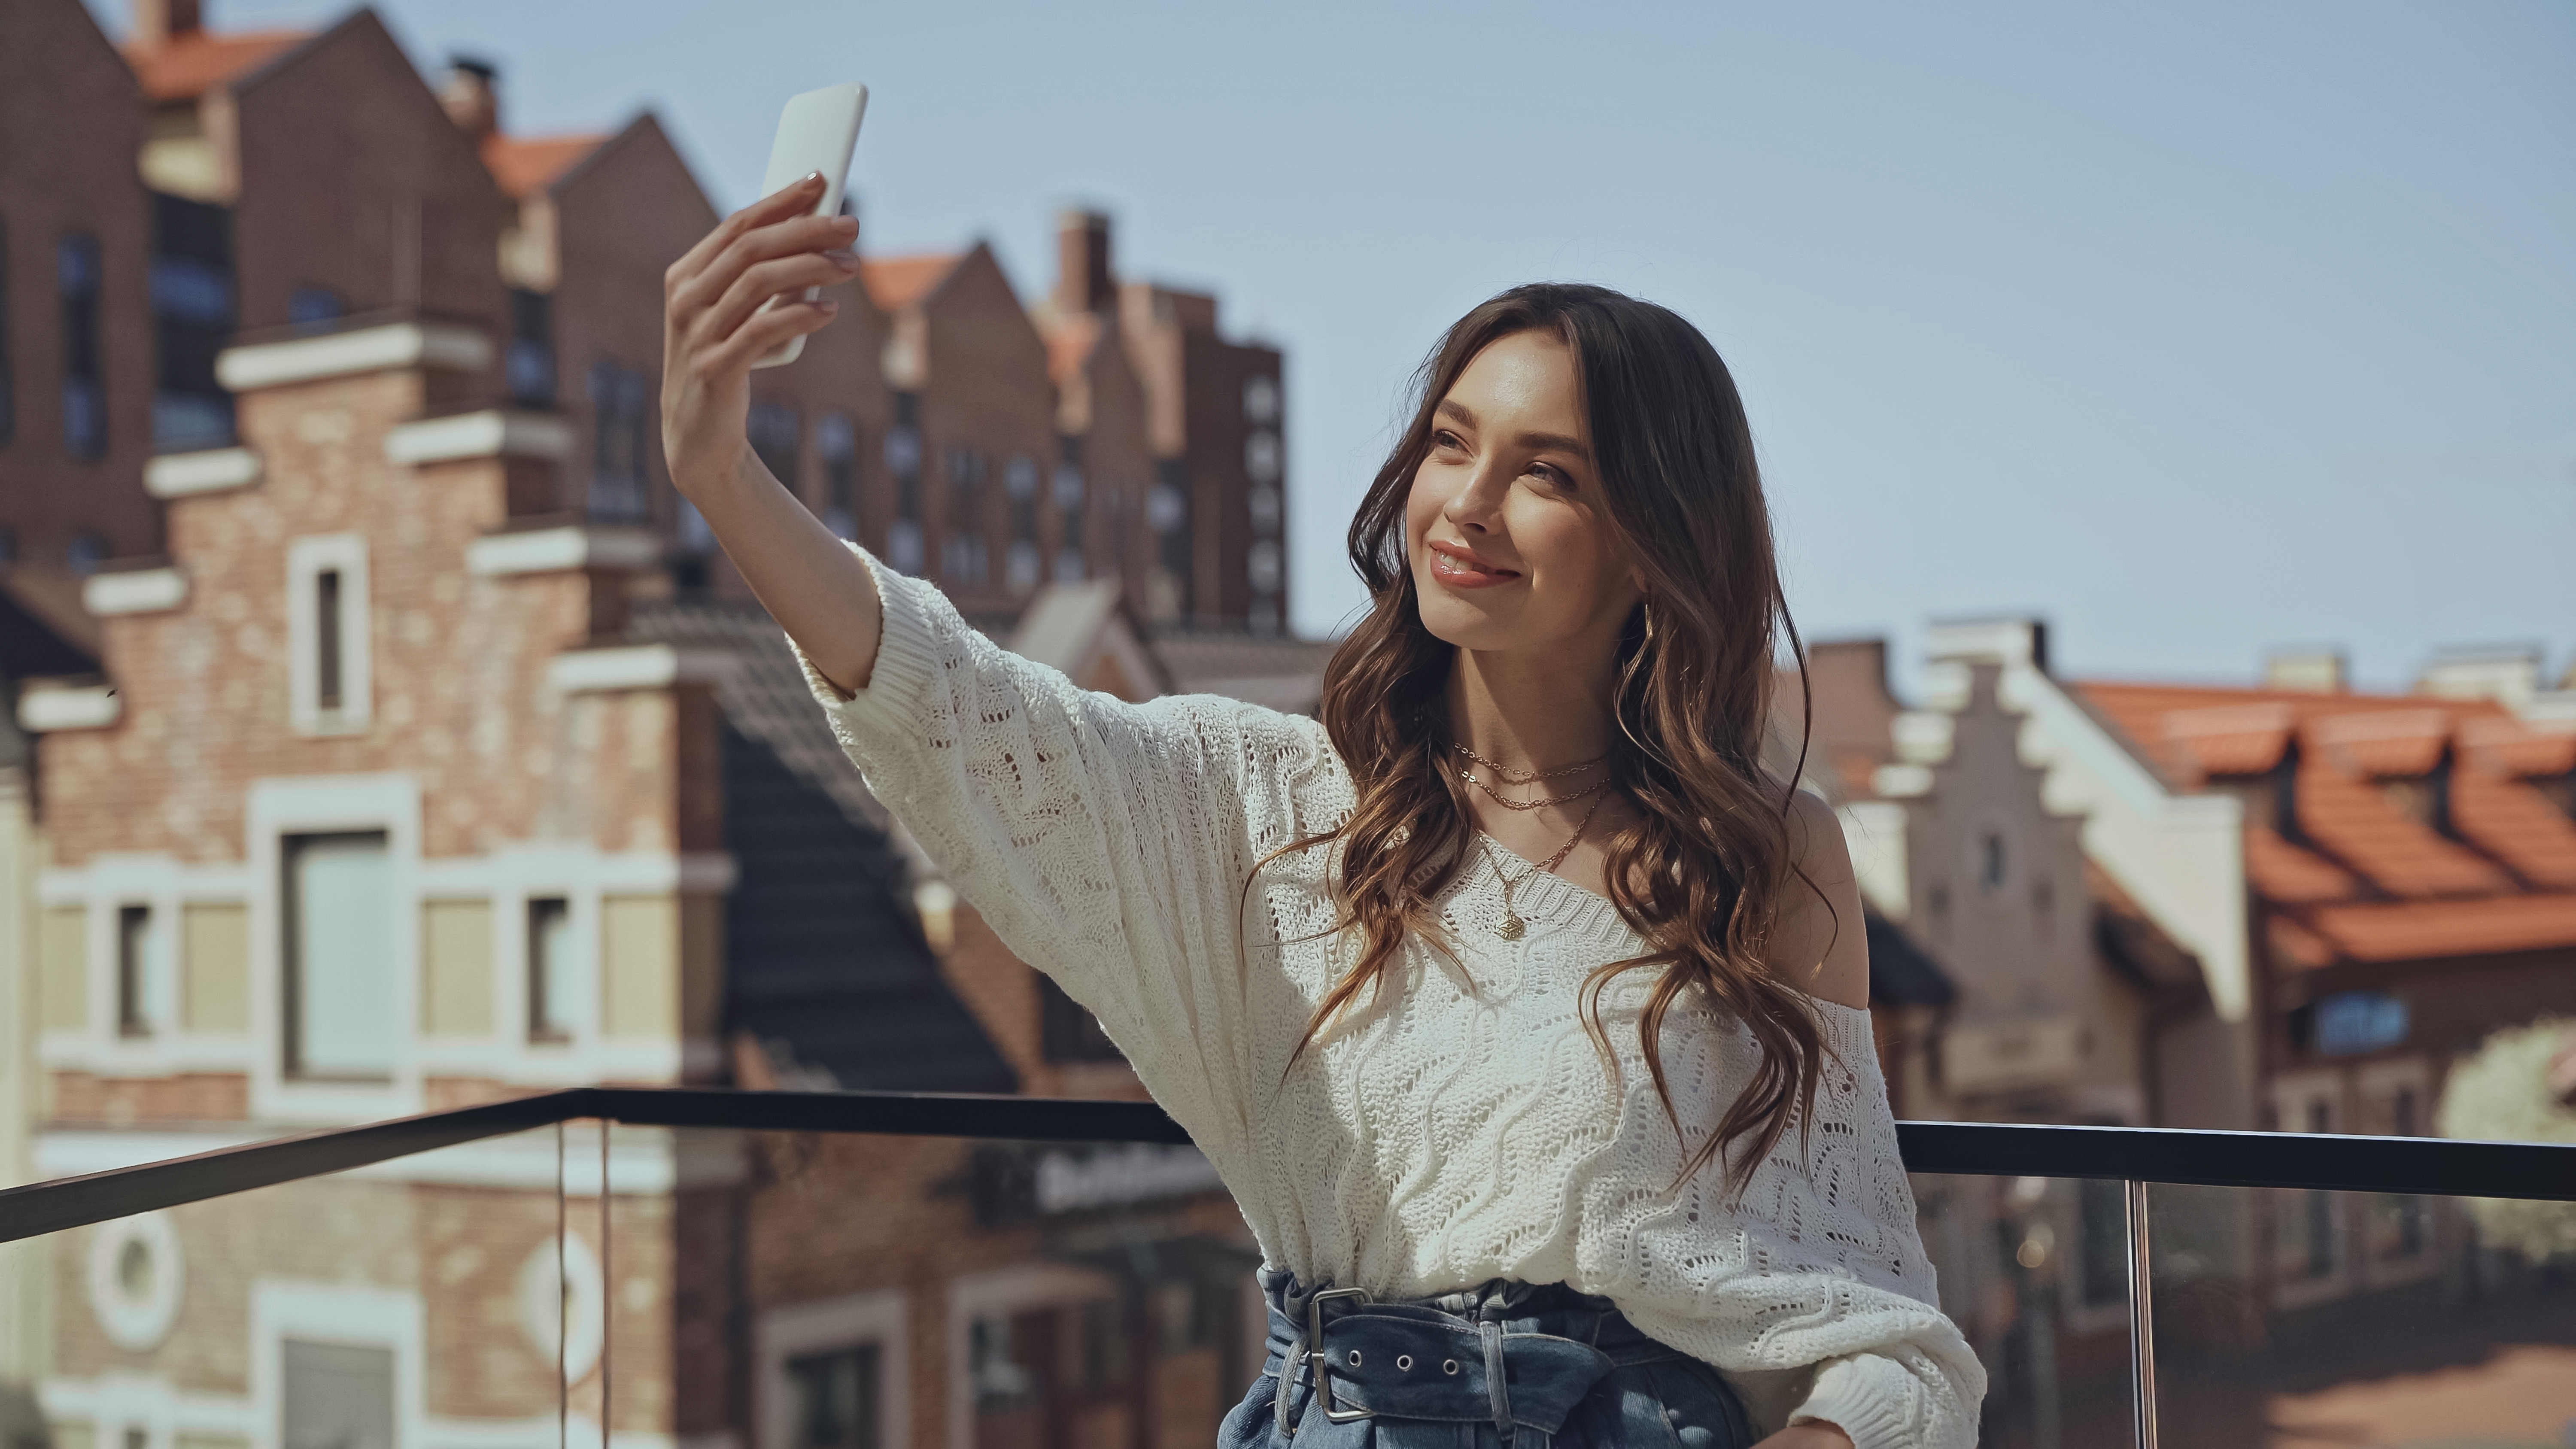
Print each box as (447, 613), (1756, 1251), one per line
(1426, 538), (1521, 588)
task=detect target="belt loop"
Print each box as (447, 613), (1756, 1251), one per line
(1275, 1321), (1304, 1437)
(1479, 1287), (1512, 1441)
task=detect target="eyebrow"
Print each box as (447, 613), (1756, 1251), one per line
(1436, 399), (1592, 462)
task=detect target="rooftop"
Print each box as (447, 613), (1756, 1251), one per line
(123, 26), (306, 101)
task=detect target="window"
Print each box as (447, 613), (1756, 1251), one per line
(1148, 460), (1190, 622)
(818, 412), (857, 540)
(117, 905), (170, 1039)
(1004, 453), (1040, 594)
(283, 832), (395, 1081)
(750, 400), (802, 493)
(885, 394), (923, 574)
(150, 192), (236, 448)
(506, 287), (554, 407)
(1053, 443), (1086, 583)
(1243, 374), (1280, 424)
(941, 445), (987, 585)
(787, 1344), (881, 1449)
(0, 526), (16, 565)
(527, 896), (573, 1043)
(67, 531), (108, 575)
(280, 1338), (395, 1449)
(315, 570), (343, 711)
(59, 234), (105, 461)
(289, 536), (369, 732)
(288, 287), (344, 331)
(587, 361), (649, 524)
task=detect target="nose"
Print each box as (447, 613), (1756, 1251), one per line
(1439, 453), (1511, 534)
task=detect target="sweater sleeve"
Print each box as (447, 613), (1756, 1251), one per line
(790, 547), (1338, 1160)
(1774, 1005), (1987, 1449)
(1612, 1002), (1986, 1449)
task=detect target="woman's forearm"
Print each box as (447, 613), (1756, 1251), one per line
(688, 439), (882, 698)
(659, 173), (887, 696)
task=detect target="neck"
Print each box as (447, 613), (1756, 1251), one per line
(1445, 645), (1619, 771)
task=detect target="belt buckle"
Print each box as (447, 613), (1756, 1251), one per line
(1305, 1287), (1374, 1424)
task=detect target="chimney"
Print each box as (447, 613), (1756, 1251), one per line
(440, 55), (500, 143)
(1053, 210), (1115, 317)
(2264, 648), (2347, 694)
(131, 0), (202, 48)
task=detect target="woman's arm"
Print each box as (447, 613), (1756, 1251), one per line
(660, 173), (884, 697)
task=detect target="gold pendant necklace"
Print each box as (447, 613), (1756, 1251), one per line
(1479, 793), (1608, 941)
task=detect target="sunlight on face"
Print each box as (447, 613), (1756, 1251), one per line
(1405, 329), (1641, 656)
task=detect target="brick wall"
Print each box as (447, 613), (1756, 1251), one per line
(0, 0), (161, 637)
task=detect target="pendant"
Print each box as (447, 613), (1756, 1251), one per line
(1497, 910), (1525, 941)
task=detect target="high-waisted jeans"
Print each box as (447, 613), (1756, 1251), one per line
(1219, 1268), (1759, 1448)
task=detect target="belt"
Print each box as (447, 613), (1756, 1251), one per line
(1271, 1285), (1618, 1439)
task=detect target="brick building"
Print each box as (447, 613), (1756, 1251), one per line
(19, 298), (1260, 1449)
(5, 3), (1300, 1447)
(0, 0), (162, 647)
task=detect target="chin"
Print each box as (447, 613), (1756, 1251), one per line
(1412, 574), (1511, 650)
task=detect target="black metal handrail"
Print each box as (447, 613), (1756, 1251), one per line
(3, 1085), (2570, 1245)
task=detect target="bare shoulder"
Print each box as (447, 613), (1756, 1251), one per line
(1771, 789), (1871, 1011)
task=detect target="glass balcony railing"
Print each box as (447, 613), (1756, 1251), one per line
(3, 1091), (2570, 1449)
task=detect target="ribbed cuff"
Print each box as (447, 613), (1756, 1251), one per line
(1786, 1354), (1917, 1449)
(789, 543), (942, 726)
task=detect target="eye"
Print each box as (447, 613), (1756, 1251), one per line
(1527, 461), (1573, 490)
(1431, 429), (1466, 453)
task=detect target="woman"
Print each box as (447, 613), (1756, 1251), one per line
(662, 174), (1985, 1449)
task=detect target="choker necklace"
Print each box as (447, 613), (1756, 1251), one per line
(1478, 793), (1608, 941)
(1450, 741), (1610, 784)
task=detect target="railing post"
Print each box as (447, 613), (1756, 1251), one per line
(2125, 1178), (2159, 1449)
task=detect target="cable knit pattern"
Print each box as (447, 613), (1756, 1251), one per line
(796, 548), (1986, 1449)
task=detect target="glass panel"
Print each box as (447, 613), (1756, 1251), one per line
(2148, 1181), (2576, 1446)
(1910, 1172), (2132, 1448)
(3, 1126), (571, 1449)
(609, 1125), (1264, 1449)
(283, 832), (394, 1079)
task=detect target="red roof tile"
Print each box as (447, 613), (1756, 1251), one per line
(2244, 826), (2363, 904)
(2078, 678), (2576, 963)
(861, 252), (961, 313)
(125, 29), (307, 101)
(483, 133), (606, 199)
(2297, 895), (2576, 964)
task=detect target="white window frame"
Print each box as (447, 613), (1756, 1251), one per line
(2355, 1057), (2441, 1288)
(942, 1264), (1116, 1449)
(2269, 1070), (2350, 1309)
(249, 775), (422, 1123)
(287, 535), (372, 736)
(759, 1289), (909, 1449)
(253, 1280), (423, 1449)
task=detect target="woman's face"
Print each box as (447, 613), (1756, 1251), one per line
(1406, 329), (1643, 657)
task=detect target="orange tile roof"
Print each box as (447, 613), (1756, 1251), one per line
(125, 28), (307, 102)
(2079, 676), (2576, 967)
(861, 252), (961, 313)
(2244, 826), (2363, 904)
(483, 133), (607, 200)
(2296, 895), (2576, 964)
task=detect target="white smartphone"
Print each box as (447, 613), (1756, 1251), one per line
(750, 82), (869, 369)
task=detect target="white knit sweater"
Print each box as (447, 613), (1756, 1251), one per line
(798, 550), (1986, 1448)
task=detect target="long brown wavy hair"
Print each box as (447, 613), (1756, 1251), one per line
(1282, 282), (1827, 1194)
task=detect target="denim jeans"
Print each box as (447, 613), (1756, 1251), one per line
(1219, 1268), (1759, 1448)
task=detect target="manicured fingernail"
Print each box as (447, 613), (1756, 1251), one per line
(823, 249), (859, 267)
(832, 215), (859, 235)
(802, 170), (824, 185)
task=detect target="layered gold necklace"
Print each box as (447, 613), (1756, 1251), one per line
(1451, 742), (1613, 940)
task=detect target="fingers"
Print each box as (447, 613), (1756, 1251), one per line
(700, 250), (863, 347)
(703, 296), (841, 377)
(669, 172), (828, 288)
(671, 212), (859, 342)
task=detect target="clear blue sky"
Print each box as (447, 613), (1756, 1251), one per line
(92, 0), (2576, 693)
